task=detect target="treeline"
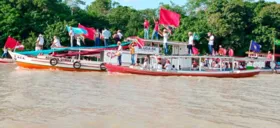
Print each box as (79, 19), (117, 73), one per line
(0, 0), (280, 55)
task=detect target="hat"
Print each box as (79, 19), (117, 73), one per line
(39, 34), (43, 37)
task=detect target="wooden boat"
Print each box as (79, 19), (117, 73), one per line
(105, 64), (260, 78)
(8, 42), (131, 71)
(0, 58), (14, 63)
(9, 51), (105, 72)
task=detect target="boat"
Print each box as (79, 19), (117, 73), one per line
(105, 55), (260, 78)
(106, 64), (260, 78)
(0, 58), (14, 63)
(9, 42), (131, 72)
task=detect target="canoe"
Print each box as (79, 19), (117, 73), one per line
(105, 64), (260, 78)
(0, 58), (14, 63)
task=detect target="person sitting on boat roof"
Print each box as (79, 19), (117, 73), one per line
(159, 29), (169, 55)
(51, 36), (62, 48)
(164, 59), (172, 71)
(36, 34), (44, 50)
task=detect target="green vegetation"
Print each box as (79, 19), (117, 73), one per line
(0, 0), (280, 55)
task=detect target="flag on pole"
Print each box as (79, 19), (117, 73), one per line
(193, 33), (200, 41)
(274, 38), (280, 45)
(78, 23), (95, 40)
(15, 41), (24, 50)
(159, 8), (180, 27)
(127, 36), (145, 48)
(4, 36), (24, 50)
(66, 25), (88, 35)
(250, 41), (261, 52)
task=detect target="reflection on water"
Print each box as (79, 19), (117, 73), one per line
(0, 64), (280, 128)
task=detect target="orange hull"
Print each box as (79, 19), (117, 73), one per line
(16, 61), (103, 72)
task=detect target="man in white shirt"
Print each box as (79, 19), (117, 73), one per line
(51, 36), (61, 48)
(188, 32), (194, 55)
(36, 34), (44, 50)
(207, 32), (214, 55)
(117, 30), (123, 40)
(69, 27), (74, 47)
(102, 28), (111, 46)
(117, 41), (122, 66)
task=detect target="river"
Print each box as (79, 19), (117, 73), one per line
(0, 63), (280, 128)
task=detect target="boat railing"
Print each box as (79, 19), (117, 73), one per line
(149, 55), (236, 72)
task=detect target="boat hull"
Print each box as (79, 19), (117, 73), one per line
(0, 58), (14, 63)
(10, 51), (105, 72)
(105, 64), (260, 78)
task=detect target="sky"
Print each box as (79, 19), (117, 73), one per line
(84, 0), (280, 10)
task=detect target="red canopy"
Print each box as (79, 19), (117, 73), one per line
(159, 8), (180, 27)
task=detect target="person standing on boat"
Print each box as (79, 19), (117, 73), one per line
(151, 17), (159, 40)
(207, 32), (214, 55)
(159, 29), (169, 55)
(187, 32), (194, 55)
(117, 41), (122, 66)
(113, 31), (120, 44)
(129, 42), (135, 65)
(117, 30), (123, 40)
(36, 34), (44, 50)
(102, 28), (111, 46)
(69, 27), (74, 47)
(143, 18), (150, 39)
(76, 35), (84, 47)
(95, 29), (101, 46)
(1, 46), (8, 58)
(51, 36), (62, 48)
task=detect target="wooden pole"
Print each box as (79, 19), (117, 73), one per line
(273, 38), (275, 62)
(248, 40), (252, 57)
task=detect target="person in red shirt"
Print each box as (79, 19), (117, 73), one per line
(143, 18), (150, 39)
(151, 17), (159, 40)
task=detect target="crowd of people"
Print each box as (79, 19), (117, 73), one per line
(33, 27), (124, 51)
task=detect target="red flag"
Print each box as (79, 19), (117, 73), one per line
(78, 24), (95, 40)
(15, 42), (24, 50)
(136, 37), (145, 48)
(5, 37), (18, 49)
(159, 8), (180, 27)
(127, 36), (145, 48)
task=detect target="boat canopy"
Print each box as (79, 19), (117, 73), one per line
(16, 42), (131, 56)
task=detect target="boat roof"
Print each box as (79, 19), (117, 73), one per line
(16, 42), (130, 56)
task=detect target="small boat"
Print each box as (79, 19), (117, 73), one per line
(0, 58), (14, 63)
(105, 64), (260, 78)
(105, 54), (261, 78)
(9, 51), (105, 72)
(9, 42), (132, 72)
